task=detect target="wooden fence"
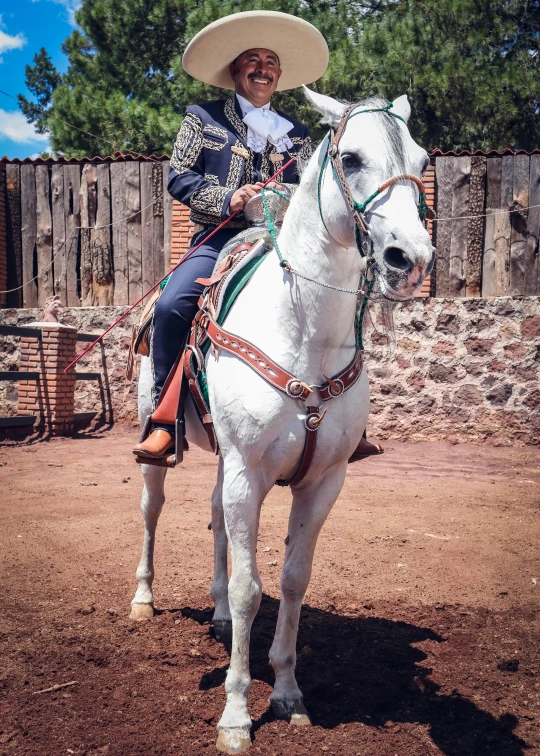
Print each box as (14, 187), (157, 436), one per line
(1, 153), (539, 308)
(2, 158), (172, 308)
(433, 154), (540, 297)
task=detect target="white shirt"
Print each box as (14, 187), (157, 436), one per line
(236, 94), (294, 154)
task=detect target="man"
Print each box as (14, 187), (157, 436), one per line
(134, 11), (325, 459)
(134, 10), (382, 462)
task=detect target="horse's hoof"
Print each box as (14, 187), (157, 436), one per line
(216, 726), (251, 754)
(270, 698), (312, 726)
(213, 619), (232, 644)
(130, 602), (154, 621)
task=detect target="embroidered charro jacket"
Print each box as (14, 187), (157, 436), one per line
(168, 96), (312, 228)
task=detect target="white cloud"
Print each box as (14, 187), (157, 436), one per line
(0, 24), (27, 56)
(0, 109), (50, 144)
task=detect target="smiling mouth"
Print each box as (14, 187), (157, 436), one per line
(249, 76), (272, 85)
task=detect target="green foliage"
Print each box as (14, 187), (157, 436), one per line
(19, 0), (540, 156)
(355, 0), (540, 151)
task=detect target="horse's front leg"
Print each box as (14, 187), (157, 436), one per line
(130, 463), (167, 620)
(216, 462), (269, 754)
(210, 457), (231, 639)
(269, 464), (348, 723)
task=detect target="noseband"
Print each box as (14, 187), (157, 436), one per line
(318, 101), (435, 258)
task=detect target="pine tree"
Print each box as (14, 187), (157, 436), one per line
(19, 0), (539, 156)
(355, 0), (540, 151)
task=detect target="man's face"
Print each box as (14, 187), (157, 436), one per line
(229, 48), (282, 107)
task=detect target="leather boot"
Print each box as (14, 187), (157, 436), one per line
(348, 437), (384, 463)
(133, 429), (175, 459)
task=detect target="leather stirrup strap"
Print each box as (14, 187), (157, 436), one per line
(151, 353), (184, 426)
(183, 346), (218, 453)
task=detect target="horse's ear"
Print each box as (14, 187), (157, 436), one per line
(391, 95), (411, 124)
(302, 86), (347, 128)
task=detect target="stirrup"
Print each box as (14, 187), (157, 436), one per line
(135, 417), (185, 468)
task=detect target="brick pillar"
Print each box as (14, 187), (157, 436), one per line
(0, 167), (7, 308)
(170, 201), (195, 269)
(18, 323), (77, 435)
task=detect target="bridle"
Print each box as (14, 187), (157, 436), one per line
(318, 101), (435, 260)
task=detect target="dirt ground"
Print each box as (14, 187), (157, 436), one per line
(1, 428), (539, 756)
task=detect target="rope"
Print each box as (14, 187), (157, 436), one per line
(433, 203), (540, 222)
(260, 187), (290, 269)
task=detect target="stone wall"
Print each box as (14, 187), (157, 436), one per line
(1, 296), (539, 445)
(364, 297), (539, 446)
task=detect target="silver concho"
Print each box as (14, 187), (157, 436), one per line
(305, 413), (321, 431)
(286, 379), (305, 398)
(329, 378), (344, 397)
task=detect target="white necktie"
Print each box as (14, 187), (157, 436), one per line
(236, 95), (294, 154)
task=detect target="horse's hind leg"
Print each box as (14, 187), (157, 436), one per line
(130, 463), (167, 620)
(210, 457), (231, 640)
(269, 465), (348, 724)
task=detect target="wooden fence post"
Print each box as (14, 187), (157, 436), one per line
(525, 154), (540, 295)
(63, 164), (81, 306)
(80, 164), (98, 306)
(94, 164), (114, 305)
(35, 165), (53, 306)
(509, 155), (530, 296)
(0, 166), (7, 308)
(5, 164), (22, 307)
(51, 164), (66, 304)
(126, 162), (142, 304)
(465, 156), (486, 297)
(111, 161), (128, 305)
(20, 164), (38, 308)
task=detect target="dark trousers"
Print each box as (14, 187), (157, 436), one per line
(151, 227), (240, 423)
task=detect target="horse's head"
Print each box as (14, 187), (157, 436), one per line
(303, 88), (435, 300)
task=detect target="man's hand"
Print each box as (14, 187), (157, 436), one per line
(229, 184), (262, 213)
(229, 181), (287, 214)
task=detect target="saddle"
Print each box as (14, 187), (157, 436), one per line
(136, 235), (271, 468)
(135, 231), (364, 487)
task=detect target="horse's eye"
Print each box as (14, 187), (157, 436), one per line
(341, 153), (362, 171)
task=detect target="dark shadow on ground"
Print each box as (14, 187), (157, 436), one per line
(179, 594), (528, 756)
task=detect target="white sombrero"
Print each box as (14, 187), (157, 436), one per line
(182, 11), (328, 91)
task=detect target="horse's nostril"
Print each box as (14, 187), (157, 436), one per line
(384, 246), (413, 272)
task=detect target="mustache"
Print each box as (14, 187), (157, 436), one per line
(248, 72), (273, 83)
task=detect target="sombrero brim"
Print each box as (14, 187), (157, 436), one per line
(182, 11), (329, 91)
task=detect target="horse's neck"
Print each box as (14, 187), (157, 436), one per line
(226, 164), (362, 383)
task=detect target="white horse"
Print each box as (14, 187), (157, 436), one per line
(131, 88), (434, 754)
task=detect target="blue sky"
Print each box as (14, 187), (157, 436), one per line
(0, 0), (78, 159)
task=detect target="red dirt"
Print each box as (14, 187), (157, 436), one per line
(1, 428), (539, 755)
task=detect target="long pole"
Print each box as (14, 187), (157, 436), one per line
(64, 157), (296, 373)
